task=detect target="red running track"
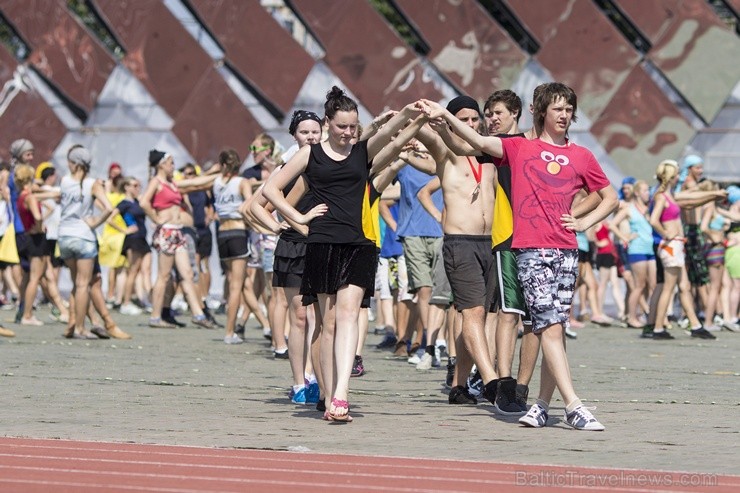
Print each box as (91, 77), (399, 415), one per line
(0, 437), (736, 492)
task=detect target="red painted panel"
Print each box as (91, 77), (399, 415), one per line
(503, 0), (640, 121)
(91, 0), (213, 118)
(617, 0), (740, 123)
(1, 0), (116, 115)
(0, 46), (67, 164)
(617, 0), (727, 44)
(172, 67), (261, 163)
(188, 0), (313, 115)
(590, 65), (694, 178)
(394, 0), (527, 99)
(289, 0), (443, 114)
(90, 0), (261, 162)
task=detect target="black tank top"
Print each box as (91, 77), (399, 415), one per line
(305, 140), (373, 245)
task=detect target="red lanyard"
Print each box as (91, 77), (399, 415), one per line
(466, 157), (482, 185)
(467, 157), (482, 195)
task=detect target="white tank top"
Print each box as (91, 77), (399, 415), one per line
(58, 175), (96, 241)
(213, 175), (245, 220)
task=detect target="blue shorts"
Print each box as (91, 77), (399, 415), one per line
(628, 253), (655, 263)
(514, 248), (578, 333)
(58, 236), (98, 260)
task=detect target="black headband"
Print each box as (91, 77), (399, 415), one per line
(446, 95), (480, 116)
(288, 110), (322, 135)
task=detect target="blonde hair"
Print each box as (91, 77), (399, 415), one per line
(655, 159), (678, 193)
(13, 164), (35, 190)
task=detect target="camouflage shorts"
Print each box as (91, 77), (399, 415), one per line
(514, 248), (578, 333)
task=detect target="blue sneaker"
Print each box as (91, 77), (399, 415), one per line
(290, 386), (307, 405)
(306, 382), (320, 404)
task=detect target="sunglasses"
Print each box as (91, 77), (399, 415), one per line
(183, 171), (195, 176)
(250, 145), (271, 153)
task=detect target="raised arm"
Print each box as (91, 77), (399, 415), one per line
(674, 189), (728, 209)
(369, 113), (429, 176)
(435, 122), (480, 157)
(175, 173), (218, 193)
(360, 110), (395, 142)
(366, 103), (422, 159)
(372, 160), (405, 194)
(420, 99), (503, 158)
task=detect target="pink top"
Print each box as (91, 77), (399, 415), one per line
(151, 179), (183, 211)
(659, 193), (680, 223)
(595, 223), (613, 255)
(499, 137), (611, 249)
(17, 190), (40, 231)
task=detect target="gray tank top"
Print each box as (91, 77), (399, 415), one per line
(58, 175), (96, 241)
(213, 175), (245, 220)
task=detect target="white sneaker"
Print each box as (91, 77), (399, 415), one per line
(119, 303), (143, 316)
(224, 334), (243, 344)
(407, 353), (421, 365)
(705, 324), (722, 332)
(416, 353), (433, 370)
(722, 320), (739, 332)
(564, 405), (605, 431)
(519, 403), (549, 428)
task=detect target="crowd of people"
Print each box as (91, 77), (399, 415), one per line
(1, 82), (738, 429)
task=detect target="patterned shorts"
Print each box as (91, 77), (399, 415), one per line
(152, 226), (187, 256)
(514, 248), (578, 334)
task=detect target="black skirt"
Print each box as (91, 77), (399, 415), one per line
(301, 243), (378, 296)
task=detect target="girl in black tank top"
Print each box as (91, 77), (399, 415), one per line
(262, 87), (425, 422)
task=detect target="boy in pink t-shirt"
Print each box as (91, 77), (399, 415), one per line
(421, 83), (618, 431)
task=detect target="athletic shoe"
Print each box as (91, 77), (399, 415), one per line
(515, 383), (529, 412)
(652, 330), (675, 340)
(407, 353), (421, 365)
(677, 317), (690, 330)
(416, 353), (433, 370)
(351, 355), (365, 377)
(235, 323), (245, 337)
(705, 324), (722, 332)
(192, 316), (215, 329)
(393, 340), (409, 358)
(119, 303), (143, 316)
(290, 386), (307, 405)
(448, 385), (477, 405)
(434, 344), (445, 365)
(467, 369), (483, 397)
(640, 325), (654, 339)
(445, 358), (456, 389)
(375, 332), (397, 349)
(565, 327), (578, 339)
(564, 405), (605, 431)
(262, 326), (272, 340)
(274, 349), (289, 359)
(481, 379), (499, 405)
(722, 320), (739, 332)
(223, 334), (243, 344)
(519, 403), (549, 428)
(306, 382), (320, 403)
(689, 327), (716, 340)
(494, 378), (526, 415)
